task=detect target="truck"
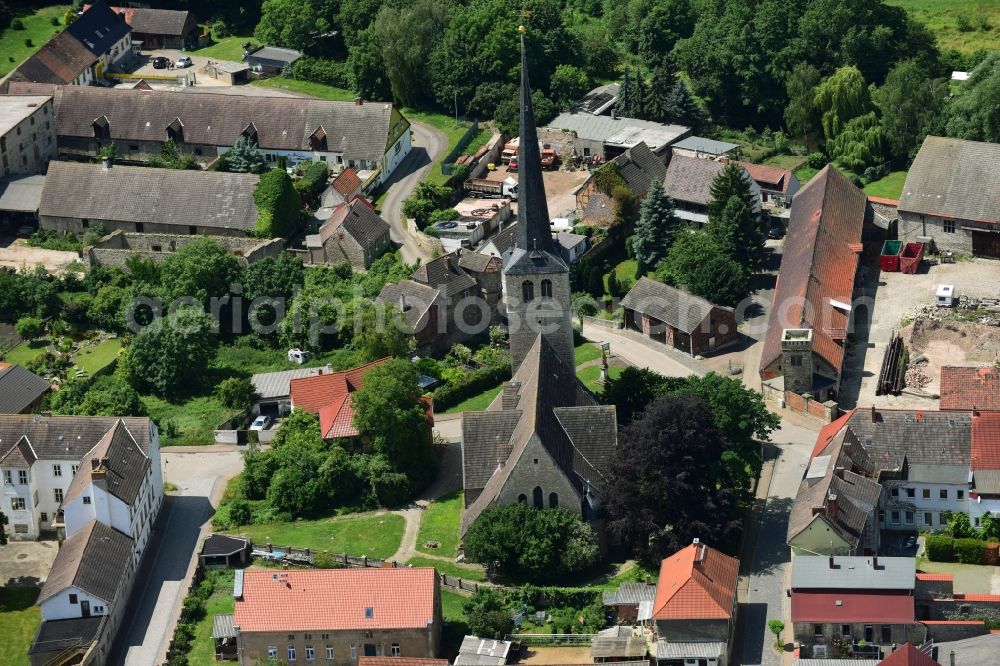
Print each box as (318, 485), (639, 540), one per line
(501, 137), (520, 164)
(464, 177), (517, 198)
(540, 147), (557, 169)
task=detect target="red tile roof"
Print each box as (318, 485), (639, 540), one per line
(952, 593), (1000, 602)
(868, 195), (899, 206)
(791, 590), (914, 624)
(972, 412), (1000, 471)
(760, 166), (867, 377)
(360, 658), (448, 666)
(915, 573), (953, 582)
(234, 567), (438, 634)
(333, 168), (364, 197)
(651, 542), (739, 620)
(940, 366), (1000, 411)
(740, 162), (794, 193)
(811, 409), (855, 459)
(290, 358), (391, 436)
(879, 643), (940, 666)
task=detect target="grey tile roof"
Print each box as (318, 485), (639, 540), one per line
(319, 200), (390, 250)
(974, 470), (1000, 494)
(547, 112), (688, 148)
(246, 46), (303, 66)
(126, 8), (192, 37)
(458, 636), (511, 661)
(41, 162), (260, 232)
(64, 419), (150, 506)
(556, 231), (587, 250)
(654, 641), (726, 660)
(672, 136), (739, 156)
(899, 136), (1000, 223)
(203, 534), (249, 558)
(10, 31), (97, 86)
(662, 155), (727, 206)
(0, 436), (37, 468)
(28, 616), (103, 662)
(251, 366), (331, 401)
(70, 2), (131, 57)
(462, 410), (522, 490)
(52, 86), (399, 162)
(457, 251), (499, 274)
(38, 519), (134, 604)
(934, 632), (1000, 666)
(478, 223), (518, 257)
(620, 277), (725, 334)
(591, 636), (647, 659)
(411, 253), (479, 299)
(0, 175), (46, 213)
(908, 463), (968, 484)
(0, 365), (50, 414)
(791, 555), (916, 591)
(847, 409), (972, 477)
(212, 613), (237, 640)
(602, 582), (657, 606)
(608, 141), (667, 195)
(0, 415), (153, 461)
(375, 280), (440, 330)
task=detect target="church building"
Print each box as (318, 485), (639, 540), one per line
(460, 33), (619, 536)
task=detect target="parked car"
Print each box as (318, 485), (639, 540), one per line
(175, 56), (193, 68)
(768, 223), (785, 239)
(509, 159), (518, 171)
(250, 415), (272, 431)
(152, 56), (170, 69)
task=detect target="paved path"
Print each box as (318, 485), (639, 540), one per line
(580, 321), (703, 378)
(380, 121), (447, 265)
(388, 442), (463, 563)
(111, 448), (242, 666)
(734, 419), (817, 666)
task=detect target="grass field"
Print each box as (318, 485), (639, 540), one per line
(916, 557), (996, 593)
(416, 490), (463, 557)
(401, 109), (477, 186)
(251, 77), (357, 102)
(577, 364), (624, 394)
(887, 0), (1000, 53)
(443, 384), (503, 414)
(574, 342), (603, 366)
(143, 394), (240, 446)
(0, 5), (71, 78)
(603, 259), (638, 294)
(189, 570), (236, 665)
(72, 338), (121, 377)
(863, 171), (908, 200)
(406, 556), (487, 581)
(227, 512), (405, 560)
(441, 589), (468, 622)
(1, 339), (48, 366)
(762, 154), (807, 171)
(190, 35), (253, 62)
(0, 587), (40, 666)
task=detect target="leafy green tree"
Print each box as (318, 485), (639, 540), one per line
(464, 588), (514, 639)
(241, 252), (306, 304)
(654, 232), (750, 307)
(606, 394), (743, 561)
(352, 301), (411, 362)
(814, 66), (872, 147)
(784, 62), (822, 148)
(49, 375), (147, 417)
(634, 0), (694, 66)
(493, 90), (555, 136)
(119, 307), (219, 397)
(617, 68), (639, 118)
(550, 64), (590, 108)
(464, 503), (600, 582)
(254, 0), (329, 51)
(147, 140), (200, 170)
(229, 498), (252, 527)
(374, 0), (451, 107)
(707, 196), (766, 274)
(159, 238), (242, 306)
(945, 53), (1000, 143)
(768, 619), (785, 647)
(253, 169), (302, 238)
(829, 111), (885, 171)
(874, 60), (947, 163)
(215, 377), (258, 411)
(660, 80), (705, 130)
(349, 24), (392, 101)
(949, 512), (977, 539)
(632, 180), (678, 274)
(219, 137), (267, 174)
(15, 316), (44, 341)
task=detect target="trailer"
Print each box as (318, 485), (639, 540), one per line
(899, 242), (925, 274)
(880, 240), (903, 272)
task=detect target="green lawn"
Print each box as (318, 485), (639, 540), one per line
(0, 587), (40, 666)
(1, 339), (48, 366)
(416, 490), (463, 557)
(887, 0), (1000, 53)
(863, 171), (908, 200)
(793, 164), (820, 185)
(250, 76), (357, 101)
(406, 556), (487, 582)
(143, 394), (240, 446)
(603, 259), (638, 294)
(577, 364), (624, 394)
(443, 384), (503, 414)
(400, 108), (477, 186)
(441, 589), (468, 622)
(189, 571), (236, 665)
(227, 512), (405, 560)
(917, 557), (997, 593)
(190, 35), (253, 62)
(574, 342), (603, 367)
(761, 154), (807, 171)
(71, 338), (121, 377)
(0, 5), (71, 78)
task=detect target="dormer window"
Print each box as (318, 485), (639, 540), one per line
(310, 126), (327, 151)
(241, 122), (259, 144)
(92, 115), (110, 140)
(166, 117), (184, 143)
(364, 607), (373, 619)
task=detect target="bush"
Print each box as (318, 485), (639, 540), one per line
(957, 14), (974, 32)
(294, 161), (329, 202)
(51, 16), (60, 26)
(807, 152), (828, 169)
(925, 535), (956, 562)
(215, 376), (257, 411)
(292, 57), (355, 89)
(24, 38), (32, 47)
(956, 537), (987, 564)
(15, 316), (44, 341)
(11, 17), (23, 29)
(431, 363), (511, 411)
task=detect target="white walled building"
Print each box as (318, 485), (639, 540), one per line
(0, 96), (57, 177)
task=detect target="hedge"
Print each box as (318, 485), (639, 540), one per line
(956, 537), (987, 565)
(291, 56), (355, 89)
(431, 363), (511, 411)
(295, 161), (329, 201)
(925, 535), (955, 562)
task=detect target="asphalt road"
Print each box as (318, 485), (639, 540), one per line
(111, 449), (242, 666)
(379, 121), (447, 265)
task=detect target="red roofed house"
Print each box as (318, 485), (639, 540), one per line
(289, 358), (391, 439)
(739, 161), (800, 207)
(759, 165), (872, 409)
(650, 539), (739, 666)
(233, 567), (442, 666)
(940, 366), (1000, 412)
(969, 411), (1000, 528)
(333, 168), (365, 200)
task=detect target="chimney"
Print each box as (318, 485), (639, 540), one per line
(827, 493), (838, 522)
(399, 293), (410, 312)
(829, 555), (835, 569)
(871, 405), (877, 423)
(834, 467), (845, 480)
(974, 405), (980, 417)
(872, 556), (879, 569)
(354, 97), (364, 106)
(950, 651), (956, 666)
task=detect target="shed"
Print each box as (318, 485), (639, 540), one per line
(591, 636), (648, 662)
(244, 46), (303, 75)
(212, 613), (238, 660)
(200, 534), (250, 569)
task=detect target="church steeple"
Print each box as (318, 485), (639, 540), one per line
(516, 30), (551, 254)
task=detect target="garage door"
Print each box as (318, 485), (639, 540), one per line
(973, 231), (1000, 258)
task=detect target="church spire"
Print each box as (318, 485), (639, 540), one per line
(516, 29), (551, 254)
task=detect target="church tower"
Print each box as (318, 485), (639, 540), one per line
(502, 30), (575, 373)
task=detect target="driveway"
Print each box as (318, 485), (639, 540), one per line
(379, 122), (447, 264)
(0, 540), (59, 587)
(111, 448), (242, 666)
(0, 237), (79, 274)
(129, 49), (237, 86)
(734, 418), (817, 666)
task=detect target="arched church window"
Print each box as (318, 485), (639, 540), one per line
(540, 279), (552, 299)
(522, 281), (534, 302)
(532, 486), (543, 508)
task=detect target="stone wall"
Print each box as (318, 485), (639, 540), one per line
(580, 315), (623, 330)
(925, 597), (1000, 623)
(921, 621), (987, 643)
(237, 625), (440, 665)
(85, 230), (284, 267)
(916, 578), (955, 602)
(783, 391), (839, 422)
(898, 211), (977, 255)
